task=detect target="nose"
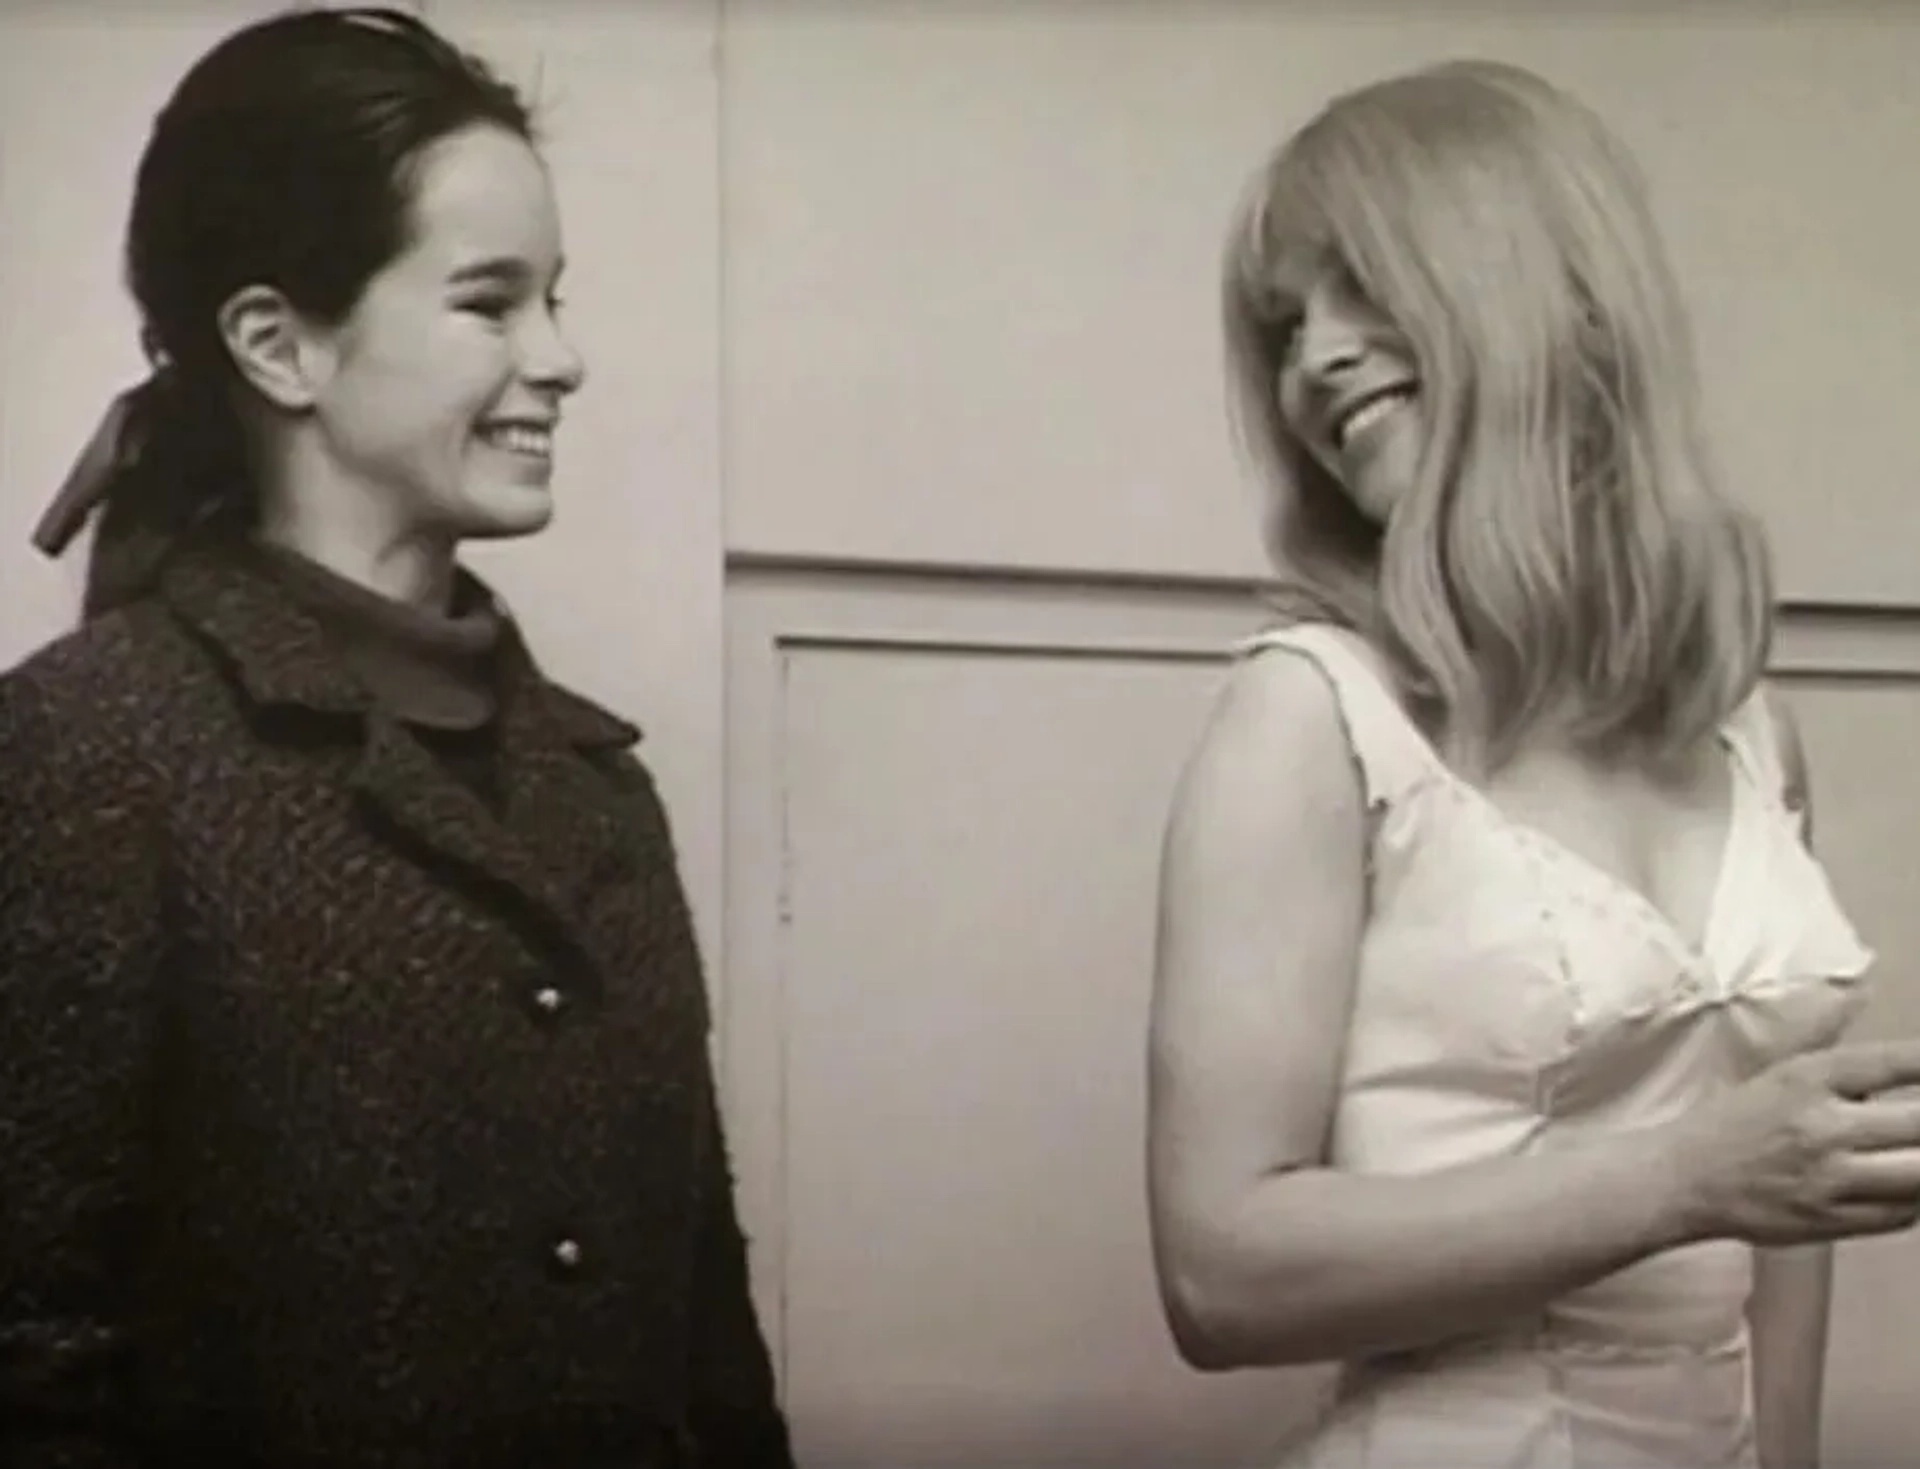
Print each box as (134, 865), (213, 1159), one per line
(520, 313), (587, 398)
(1297, 303), (1366, 382)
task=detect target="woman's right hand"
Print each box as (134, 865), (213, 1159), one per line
(1664, 1040), (1920, 1247)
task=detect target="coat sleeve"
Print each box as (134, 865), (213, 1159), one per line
(685, 1077), (794, 1469)
(0, 664), (166, 1467)
(615, 755), (793, 1469)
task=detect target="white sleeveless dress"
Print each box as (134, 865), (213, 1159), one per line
(1239, 624), (1877, 1469)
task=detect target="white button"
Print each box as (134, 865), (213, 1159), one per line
(534, 986), (563, 1013)
(553, 1238), (583, 1270)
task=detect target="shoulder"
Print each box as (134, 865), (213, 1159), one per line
(0, 609), (183, 849)
(1167, 629), (1367, 864)
(0, 605), (185, 764)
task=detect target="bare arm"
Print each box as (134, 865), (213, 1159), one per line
(1750, 691), (1835, 1469)
(1146, 648), (1699, 1371)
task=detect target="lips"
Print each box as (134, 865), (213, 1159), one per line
(1330, 385), (1415, 452)
(476, 419), (556, 458)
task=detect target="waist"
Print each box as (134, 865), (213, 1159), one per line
(1355, 1238), (1754, 1378)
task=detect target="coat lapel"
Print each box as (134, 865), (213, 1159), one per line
(162, 544), (644, 981)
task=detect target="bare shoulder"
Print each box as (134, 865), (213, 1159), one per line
(1164, 639), (1365, 857)
(1150, 638), (1370, 1143)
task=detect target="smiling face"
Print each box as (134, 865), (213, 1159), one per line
(299, 122), (585, 546)
(1272, 262), (1423, 527)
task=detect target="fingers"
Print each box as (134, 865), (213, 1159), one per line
(1834, 1146), (1920, 1204)
(1818, 1040), (1920, 1100)
(1835, 1097), (1920, 1153)
(1806, 1198), (1920, 1241)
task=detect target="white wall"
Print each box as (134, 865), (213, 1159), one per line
(6, 2), (1920, 1465)
(723, 0), (1920, 605)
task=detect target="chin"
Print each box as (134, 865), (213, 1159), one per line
(453, 488), (556, 541)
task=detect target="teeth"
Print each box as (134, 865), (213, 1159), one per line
(482, 425), (553, 457)
(1336, 385), (1413, 449)
(1336, 395), (1397, 447)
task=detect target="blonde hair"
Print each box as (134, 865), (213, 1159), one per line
(1223, 59), (1772, 774)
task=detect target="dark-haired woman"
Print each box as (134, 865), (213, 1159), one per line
(0, 10), (789, 1467)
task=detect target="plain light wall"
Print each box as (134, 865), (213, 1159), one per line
(723, 0), (1920, 604)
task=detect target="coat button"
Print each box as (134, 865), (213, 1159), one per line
(552, 1237), (583, 1273)
(533, 985), (564, 1016)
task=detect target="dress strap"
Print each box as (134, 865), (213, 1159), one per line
(1720, 684), (1804, 832)
(1234, 623), (1437, 812)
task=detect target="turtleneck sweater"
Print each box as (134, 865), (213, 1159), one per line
(254, 542), (507, 807)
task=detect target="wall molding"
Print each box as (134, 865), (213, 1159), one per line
(728, 546), (1920, 615)
(728, 550), (1920, 681)
(721, 560), (1920, 1384)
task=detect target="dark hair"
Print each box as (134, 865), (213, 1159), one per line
(80, 4), (534, 619)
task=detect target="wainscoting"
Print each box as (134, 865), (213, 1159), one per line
(724, 553), (1920, 1467)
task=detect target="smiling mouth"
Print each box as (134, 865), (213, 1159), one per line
(477, 422), (555, 459)
(1331, 386), (1416, 452)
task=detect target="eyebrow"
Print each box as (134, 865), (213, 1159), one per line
(447, 256), (566, 288)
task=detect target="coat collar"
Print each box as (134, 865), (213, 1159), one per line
(158, 539), (641, 751)
(159, 539), (648, 993)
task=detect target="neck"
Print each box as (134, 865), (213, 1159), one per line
(252, 441), (460, 611)
(249, 538), (505, 731)
(252, 516), (457, 612)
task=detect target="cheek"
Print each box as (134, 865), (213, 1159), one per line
(366, 326), (502, 426)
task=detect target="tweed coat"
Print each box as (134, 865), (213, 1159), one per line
(0, 542), (791, 1469)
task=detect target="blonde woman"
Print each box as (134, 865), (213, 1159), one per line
(1148, 60), (1916, 1469)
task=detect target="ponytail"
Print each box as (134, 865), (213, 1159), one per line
(32, 361), (250, 622)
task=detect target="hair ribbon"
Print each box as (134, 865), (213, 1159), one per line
(30, 373), (164, 559)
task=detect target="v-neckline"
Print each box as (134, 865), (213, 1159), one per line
(1432, 747), (1746, 972)
(1282, 624), (1750, 969)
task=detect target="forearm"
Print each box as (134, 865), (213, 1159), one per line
(1180, 1125), (1692, 1368)
(1750, 1244), (1832, 1469)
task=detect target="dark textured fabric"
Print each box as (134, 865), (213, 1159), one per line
(0, 540), (792, 1469)
(255, 539), (505, 732)
(254, 542), (507, 807)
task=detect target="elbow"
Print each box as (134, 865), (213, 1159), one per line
(1155, 1229), (1339, 1372)
(1161, 1285), (1234, 1372)
(1155, 1253), (1274, 1374)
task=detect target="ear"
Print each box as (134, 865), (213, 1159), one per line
(215, 284), (334, 412)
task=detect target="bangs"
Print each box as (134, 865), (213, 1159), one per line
(1229, 140), (1342, 325)
(1232, 114), (1444, 369)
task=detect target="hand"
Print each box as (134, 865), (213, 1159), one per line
(1663, 1040), (1920, 1248)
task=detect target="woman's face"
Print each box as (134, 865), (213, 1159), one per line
(1273, 264), (1423, 525)
(299, 122), (587, 546)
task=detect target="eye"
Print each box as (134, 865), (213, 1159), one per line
(459, 295), (515, 322)
(1263, 310), (1302, 362)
